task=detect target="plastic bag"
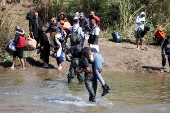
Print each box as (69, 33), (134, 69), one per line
(111, 32), (122, 43)
(5, 43), (14, 55)
(26, 37), (37, 48)
(59, 51), (66, 62)
(56, 48), (62, 57)
(9, 39), (16, 51)
(90, 44), (99, 52)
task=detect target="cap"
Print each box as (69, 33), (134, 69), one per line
(79, 12), (84, 16)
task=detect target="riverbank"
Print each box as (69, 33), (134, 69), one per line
(0, 37), (164, 74)
(0, 0), (165, 74)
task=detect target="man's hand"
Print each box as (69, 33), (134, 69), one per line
(98, 68), (102, 73)
(85, 66), (90, 73)
(75, 68), (79, 74)
(41, 46), (44, 50)
(85, 24), (89, 28)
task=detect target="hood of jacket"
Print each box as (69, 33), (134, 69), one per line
(26, 13), (33, 20)
(139, 12), (145, 17)
(158, 27), (163, 32)
(16, 29), (25, 37)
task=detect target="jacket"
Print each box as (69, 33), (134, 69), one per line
(135, 12), (145, 28)
(88, 25), (100, 45)
(14, 29), (26, 48)
(79, 17), (89, 31)
(69, 24), (84, 37)
(155, 27), (165, 40)
(30, 17), (43, 37)
(45, 22), (63, 35)
(162, 39), (170, 56)
(87, 15), (100, 29)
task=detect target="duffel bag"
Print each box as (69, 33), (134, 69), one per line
(26, 38), (37, 48)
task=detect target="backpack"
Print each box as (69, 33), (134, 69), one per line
(70, 27), (80, 46)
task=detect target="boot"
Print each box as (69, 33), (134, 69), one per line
(89, 94), (96, 102)
(101, 84), (111, 97)
(68, 78), (72, 83)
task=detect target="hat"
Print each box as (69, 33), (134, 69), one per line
(79, 12), (84, 16)
(74, 17), (79, 20)
(144, 26), (150, 31)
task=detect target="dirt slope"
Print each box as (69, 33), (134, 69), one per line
(0, 0), (164, 73)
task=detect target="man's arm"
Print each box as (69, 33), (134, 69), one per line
(13, 33), (19, 43)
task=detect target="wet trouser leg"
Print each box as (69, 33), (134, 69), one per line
(85, 77), (97, 102)
(67, 59), (84, 83)
(162, 55), (166, 66)
(93, 53), (105, 86)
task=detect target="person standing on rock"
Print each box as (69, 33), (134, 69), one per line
(66, 38), (84, 83)
(30, 12), (43, 47)
(9, 26), (25, 69)
(161, 35), (170, 72)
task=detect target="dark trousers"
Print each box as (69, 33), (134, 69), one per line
(67, 59), (84, 83)
(84, 64), (97, 102)
(162, 55), (170, 66)
(40, 46), (50, 64)
(85, 77), (97, 102)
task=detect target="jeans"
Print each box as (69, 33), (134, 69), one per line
(81, 31), (86, 48)
(93, 53), (105, 86)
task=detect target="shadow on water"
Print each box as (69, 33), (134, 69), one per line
(142, 66), (163, 71)
(26, 57), (55, 69)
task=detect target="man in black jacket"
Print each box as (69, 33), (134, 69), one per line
(30, 12), (42, 46)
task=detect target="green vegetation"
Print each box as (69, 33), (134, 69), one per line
(39, 0), (170, 43)
(0, 0), (170, 62)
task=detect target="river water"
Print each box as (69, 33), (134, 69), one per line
(0, 68), (170, 113)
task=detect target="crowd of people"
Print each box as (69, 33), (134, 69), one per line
(6, 10), (170, 102)
(7, 11), (110, 102)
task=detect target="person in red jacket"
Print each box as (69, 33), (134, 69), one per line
(9, 26), (26, 69)
(87, 11), (100, 29)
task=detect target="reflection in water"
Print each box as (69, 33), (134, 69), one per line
(0, 69), (170, 112)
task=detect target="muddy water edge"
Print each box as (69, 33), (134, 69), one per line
(0, 68), (170, 113)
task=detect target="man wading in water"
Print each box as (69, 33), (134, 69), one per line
(76, 47), (111, 102)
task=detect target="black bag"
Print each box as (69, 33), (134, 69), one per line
(5, 43), (14, 55)
(112, 32), (122, 43)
